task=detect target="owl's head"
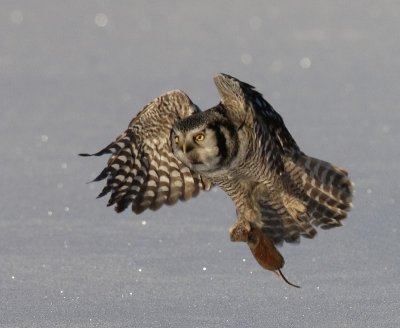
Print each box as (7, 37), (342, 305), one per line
(171, 111), (238, 173)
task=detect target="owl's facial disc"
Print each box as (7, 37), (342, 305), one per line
(172, 127), (221, 173)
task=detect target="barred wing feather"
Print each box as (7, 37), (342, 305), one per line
(80, 90), (212, 214)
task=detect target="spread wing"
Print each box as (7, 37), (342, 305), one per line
(80, 90), (212, 214)
(214, 73), (300, 155)
(213, 74), (352, 245)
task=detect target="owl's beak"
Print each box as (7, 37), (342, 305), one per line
(182, 143), (187, 154)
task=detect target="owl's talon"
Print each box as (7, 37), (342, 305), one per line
(229, 221), (251, 242)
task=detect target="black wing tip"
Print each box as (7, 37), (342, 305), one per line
(91, 168), (110, 182)
(132, 206), (145, 215)
(115, 202), (131, 213)
(78, 148), (113, 157)
(97, 186), (112, 198)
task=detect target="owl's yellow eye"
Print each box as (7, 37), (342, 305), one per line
(174, 135), (179, 144)
(194, 133), (205, 142)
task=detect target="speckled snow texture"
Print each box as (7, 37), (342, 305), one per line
(1, 1), (399, 327)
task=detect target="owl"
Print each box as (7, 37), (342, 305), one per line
(81, 73), (353, 287)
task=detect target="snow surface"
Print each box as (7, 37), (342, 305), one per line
(1, 1), (399, 327)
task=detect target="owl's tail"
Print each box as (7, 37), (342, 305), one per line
(287, 153), (353, 230)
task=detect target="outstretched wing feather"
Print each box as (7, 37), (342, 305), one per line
(81, 90), (212, 214)
(213, 73), (300, 177)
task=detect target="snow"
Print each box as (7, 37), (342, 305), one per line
(94, 13), (109, 28)
(299, 57), (311, 69)
(1, 1), (399, 327)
